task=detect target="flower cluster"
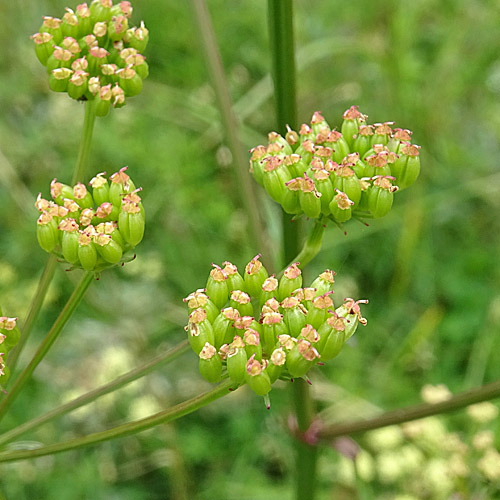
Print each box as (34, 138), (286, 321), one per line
(184, 256), (367, 397)
(36, 167), (145, 272)
(0, 315), (20, 386)
(250, 107), (421, 223)
(31, 1), (148, 115)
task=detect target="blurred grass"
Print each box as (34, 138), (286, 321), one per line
(1, 0), (500, 498)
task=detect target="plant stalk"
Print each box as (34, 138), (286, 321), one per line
(0, 340), (190, 447)
(268, 2), (318, 499)
(0, 379), (234, 462)
(0, 272), (94, 422)
(72, 99), (97, 185)
(318, 378), (500, 440)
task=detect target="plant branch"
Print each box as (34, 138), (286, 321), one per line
(72, 99), (97, 185)
(318, 378), (500, 440)
(0, 379), (235, 462)
(0, 340), (190, 447)
(0, 272), (94, 422)
(190, 0), (273, 269)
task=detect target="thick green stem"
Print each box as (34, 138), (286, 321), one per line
(0, 272), (94, 423)
(0, 379), (234, 462)
(190, 0), (273, 269)
(268, 2), (317, 499)
(7, 254), (58, 373)
(0, 340), (189, 447)
(318, 378), (500, 439)
(72, 99), (97, 184)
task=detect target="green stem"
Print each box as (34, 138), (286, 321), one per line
(0, 340), (190, 447)
(268, 2), (318, 499)
(190, 0), (273, 269)
(318, 378), (500, 439)
(71, 99), (97, 185)
(7, 254), (58, 374)
(0, 272), (94, 423)
(279, 220), (325, 277)
(0, 379), (234, 462)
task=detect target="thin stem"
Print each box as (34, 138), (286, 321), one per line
(7, 254), (58, 373)
(0, 379), (234, 462)
(190, 0), (273, 269)
(279, 220), (325, 277)
(72, 99), (97, 185)
(268, 2), (318, 499)
(0, 340), (190, 447)
(0, 272), (94, 423)
(318, 378), (500, 440)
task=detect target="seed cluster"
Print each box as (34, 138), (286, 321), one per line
(36, 167), (145, 272)
(31, 1), (148, 115)
(184, 256), (367, 397)
(250, 107), (421, 223)
(0, 316), (20, 387)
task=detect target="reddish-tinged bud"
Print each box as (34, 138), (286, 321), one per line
(278, 262), (303, 301)
(310, 269), (336, 296)
(222, 261), (246, 292)
(229, 290), (253, 317)
(244, 254), (269, 298)
(31, 32), (55, 65)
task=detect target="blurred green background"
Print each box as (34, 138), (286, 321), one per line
(2, 0), (500, 498)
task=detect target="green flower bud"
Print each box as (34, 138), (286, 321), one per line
(284, 154), (304, 178)
(352, 124), (374, 156)
(226, 337), (247, 384)
(387, 128), (413, 153)
(244, 255), (269, 298)
(87, 46), (109, 74)
(198, 343), (222, 383)
(77, 228), (98, 271)
(243, 328), (262, 360)
(324, 130), (350, 164)
(89, 0), (113, 23)
(371, 122), (394, 147)
(49, 68), (73, 93)
(125, 22), (149, 53)
(75, 3), (92, 37)
(329, 190), (354, 223)
(183, 290), (219, 323)
(305, 292), (334, 330)
(62, 8), (80, 39)
(245, 356), (271, 396)
(67, 70), (89, 99)
(249, 146), (267, 186)
(294, 139), (315, 165)
(260, 276), (279, 306)
(37, 212), (60, 253)
(40, 16), (63, 44)
(310, 270), (336, 297)
(222, 261), (246, 293)
(281, 297), (307, 336)
(336, 298), (368, 340)
(187, 308), (215, 354)
(73, 182), (94, 209)
(262, 156), (292, 204)
(31, 32), (55, 66)
(206, 264), (229, 309)
(367, 176), (398, 218)
(286, 339), (320, 378)
(330, 164), (361, 205)
(229, 290), (254, 317)
(278, 262), (302, 301)
(310, 168), (334, 215)
(341, 106), (367, 148)
(285, 125), (299, 149)
(316, 314), (346, 361)
(390, 143), (421, 190)
(261, 311), (286, 355)
(94, 232), (123, 264)
(59, 218), (81, 264)
(266, 347), (286, 383)
(212, 307), (239, 348)
(268, 131), (293, 155)
(310, 111), (331, 136)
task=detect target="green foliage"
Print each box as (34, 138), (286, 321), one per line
(1, 0), (500, 498)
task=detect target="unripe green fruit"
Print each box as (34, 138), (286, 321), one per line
(78, 241), (98, 271)
(199, 352), (222, 383)
(227, 347), (248, 384)
(299, 190), (322, 219)
(263, 165), (292, 205)
(278, 263), (302, 301)
(206, 276), (229, 310)
(282, 188), (301, 214)
(244, 256), (269, 298)
(96, 238), (123, 264)
(367, 184), (394, 218)
(62, 230), (80, 265)
(3, 327), (20, 348)
(245, 370), (271, 396)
